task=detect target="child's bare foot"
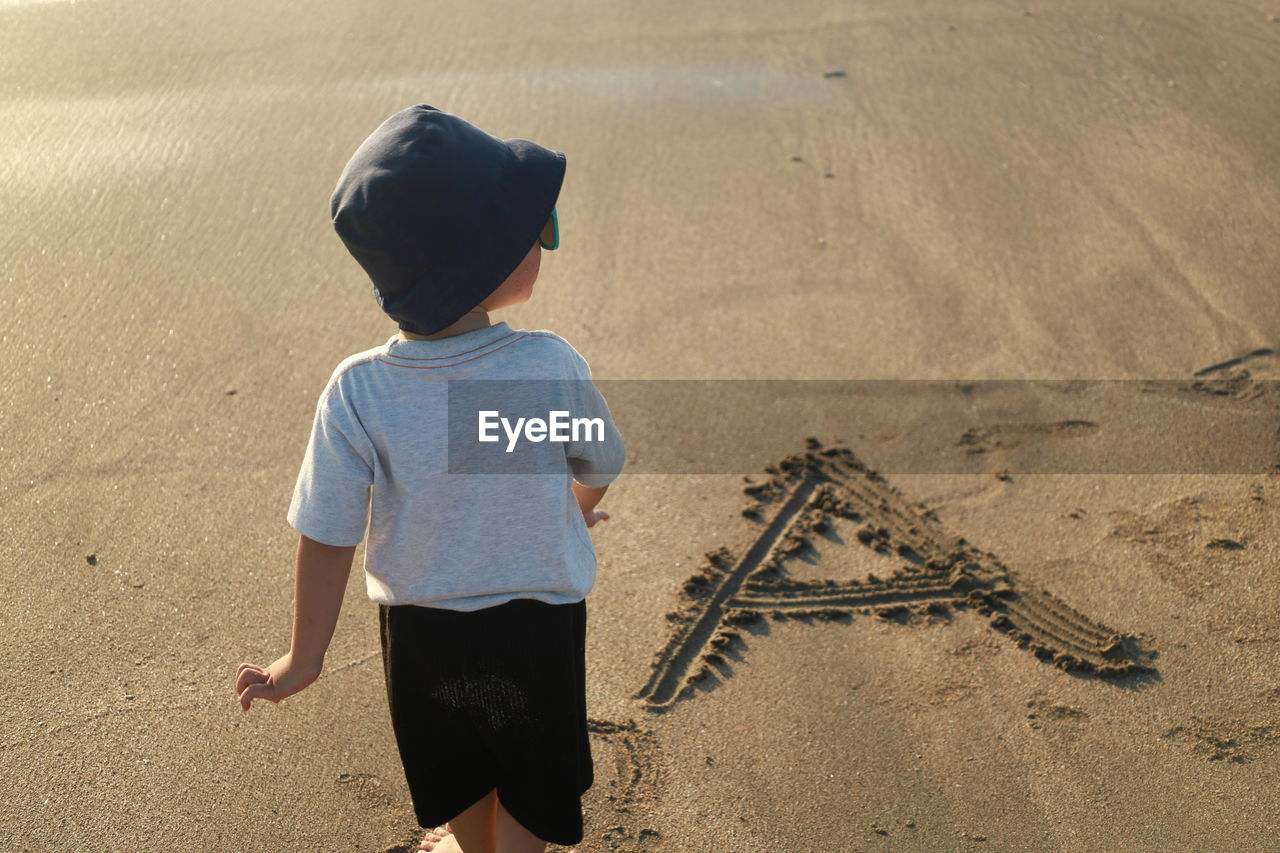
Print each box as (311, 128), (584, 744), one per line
(419, 823), (453, 852)
(419, 818), (579, 853)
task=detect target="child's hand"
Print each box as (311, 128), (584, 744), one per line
(572, 482), (611, 528)
(235, 653), (321, 712)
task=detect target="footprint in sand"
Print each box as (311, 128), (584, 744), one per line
(956, 420), (1099, 455)
(336, 771), (395, 807)
(1143, 345), (1280, 406)
(1025, 698), (1090, 741)
(1160, 715), (1280, 764)
(1106, 491), (1261, 603)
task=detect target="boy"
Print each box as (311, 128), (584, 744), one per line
(235, 105), (625, 853)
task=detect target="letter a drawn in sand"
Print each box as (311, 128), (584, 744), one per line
(635, 442), (1158, 711)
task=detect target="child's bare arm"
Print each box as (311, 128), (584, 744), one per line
(235, 534), (355, 711)
(572, 480), (611, 528)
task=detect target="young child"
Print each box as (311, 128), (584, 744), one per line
(235, 104), (625, 853)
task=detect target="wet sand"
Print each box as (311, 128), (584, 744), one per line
(3, 0), (1280, 850)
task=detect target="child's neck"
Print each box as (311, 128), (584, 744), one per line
(399, 309), (491, 341)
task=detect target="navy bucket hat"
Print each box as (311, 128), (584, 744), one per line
(329, 105), (566, 336)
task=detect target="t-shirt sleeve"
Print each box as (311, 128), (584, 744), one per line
(286, 374), (375, 547)
(564, 354), (625, 488)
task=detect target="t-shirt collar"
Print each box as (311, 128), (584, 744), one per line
(383, 321), (517, 357)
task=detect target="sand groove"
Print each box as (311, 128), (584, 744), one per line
(636, 442), (1156, 711)
(585, 718), (666, 852)
(632, 477), (821, 707)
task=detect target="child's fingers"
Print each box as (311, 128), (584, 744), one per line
(236, 663), (266, 684)
(235, 665), (268, 695)
(238, 680), (277, 712)
(236, 662), (264, 681)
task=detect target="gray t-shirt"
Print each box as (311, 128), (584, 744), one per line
(287, 322), (625, 611)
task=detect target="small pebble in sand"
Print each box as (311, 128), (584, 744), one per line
(824, 70), (847, 78)
(86, 554), (97, 565)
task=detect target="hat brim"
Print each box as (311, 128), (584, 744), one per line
(500, 137), (566, 259)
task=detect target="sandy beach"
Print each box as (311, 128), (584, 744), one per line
(4, 0), (1280, 850)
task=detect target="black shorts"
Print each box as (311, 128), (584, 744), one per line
(378, 597), (593, 846)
